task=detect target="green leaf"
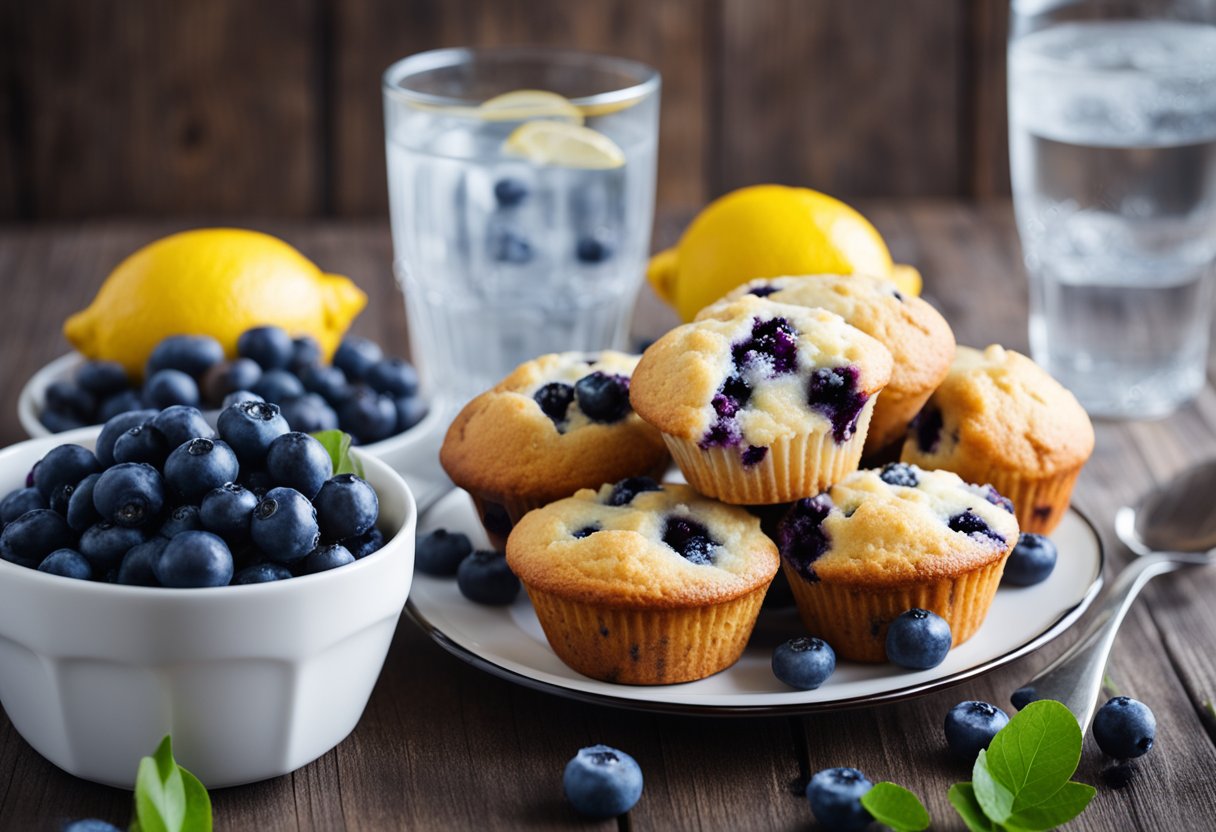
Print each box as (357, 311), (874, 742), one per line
(972, 749), (1016, 824)
(1006, 781), (1095, 830)
(948, 784), (1001, 832)
(859, 782), (931, 832)
(133, 736), (213, 832)
(310, 429), (364, 477)
(983, 700), (1082, 815)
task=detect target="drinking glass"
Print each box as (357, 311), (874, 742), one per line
(382, 48), (660, 406)
(1009, 0), (1216, 419)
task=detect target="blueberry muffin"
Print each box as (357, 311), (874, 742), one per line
(777, 464), (1019, 662)
(630, 296), (893, 504)
(704, 274), (955, 457)
(899, 345), (1094, 534)
(440, 351), (669, 549)
(506, 480), (780, 684)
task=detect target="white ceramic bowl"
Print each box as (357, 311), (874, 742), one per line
(18, 351), (444, 459)
(0, 428), (416, 788)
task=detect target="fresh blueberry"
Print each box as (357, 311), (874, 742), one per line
(662, 516), (718, 566)
(575, 236), (614, 263)
(199, 483), (258, 541)
(1093, 696), (1156, 760)
(65, 473), (102, 532)
(1011, 686), (1039, 711)
(93, 463), (165, 528)
(806, 767), (873, 832)
(233, 562), (294, 584)
(493, 177), (529, 207)
(266, 432), (333, 500)
(61, 819), (123, 832)
(314, 474), (379, 540)
(116, 537), (168, 586)
(143, 369), (200, 409)
(490, 228), (533, 264)
(948, 511), (1005, 545)
(0, 509), (75, 568)
(300, 364), (351, 403)
(365, 358), (420, 398)
(48, 481), (79, 516)
(222, 390), (264, 409)
(252, 369), (306, 404)
(160, 505), (203, 538)
(879, 462), (919, 488)
(37, 548), (93, 581)
(278, 393), (337, 433)
(885, 608), (952, 669)
(1003, 533), (1058, 587)
(217, 400), (290, 467)
(1, 487), (46, 525)
(75, 361), (130, 398)
(772, 637), (836, 690)
(338, 389), (398, 443)
(415, 528), (473, 576)
(95, 409), (158, 467)
(153, 404), (216, 448)
(333, 336), (384, 382)
(945, 701), (1010, 762)
(45, 380), (96, 421)
(156, 530), (234, 588)
(534, 382), (575, 424)
(164, 438), (241, 503)
(299, 542), (355, 575)
(112, 424), (170, 467)
(33, 444), (101, 500)
(40, 409), (86, 433)
(147, 334), (224, 378)
(97, 390), (145, 423)
(456, 550), (520, 605)
(563, 744), (643, 818)
(238, 468), (275, 499)
(290, 335), (322, 371)
(251, 487), (320, 563)
(237, 325), (294, 371)
(346, 527), (384, 559)
(607, 477), (661, 506)
(79, 522), (148, 571)
(394, 396), (427, 433)
(201, 358), (263, 404)
(574, 372), (631, 423)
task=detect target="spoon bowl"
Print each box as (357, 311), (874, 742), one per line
(1116, 458), (1216, 558)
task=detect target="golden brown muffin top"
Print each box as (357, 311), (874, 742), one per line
(777, 464), (1019, 586)
(506, 481), (779, 608)
(901, 345), (1095, 476)
(439, 351), (669, 503)
(630, 296), (893, 448)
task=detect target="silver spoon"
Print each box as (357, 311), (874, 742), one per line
(1012, 460), (1215, 727)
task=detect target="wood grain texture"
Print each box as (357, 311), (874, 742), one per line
(968, 0), (1011, 198)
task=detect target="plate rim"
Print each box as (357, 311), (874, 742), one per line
(404, 507), (1106, 716)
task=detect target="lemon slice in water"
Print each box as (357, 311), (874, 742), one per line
(478, 90), (584, 124)
(503, 121), (626, 169)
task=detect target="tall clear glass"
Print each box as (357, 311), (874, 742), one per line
(382, 48), (660, 406)
(1009, 0), (1216, 419)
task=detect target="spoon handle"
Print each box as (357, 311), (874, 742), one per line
(1013, 553), (1196, 728)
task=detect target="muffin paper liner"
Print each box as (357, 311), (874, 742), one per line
(864, 386), (932, 459)
(980, 465), (1082, 536)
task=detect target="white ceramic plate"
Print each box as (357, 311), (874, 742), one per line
(407, 491), (1104, 714)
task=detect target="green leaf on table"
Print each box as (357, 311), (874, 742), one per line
(972, 749), (1016, 823)
(983, 700), (1083, 815)
(948, 783), (1000, 832)
(132, 736), (213, 832)
(310, 429), (364, 477)
(859, 782), (931, 832)
(1005, 780), (1096, 830)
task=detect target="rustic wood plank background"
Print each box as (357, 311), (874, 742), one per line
(0, 0), (1012, 221)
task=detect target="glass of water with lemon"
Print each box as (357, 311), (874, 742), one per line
(382, 48), (659, 405)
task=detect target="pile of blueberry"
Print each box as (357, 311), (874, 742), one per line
(0, 402), (383, 587)
(40, 326), (426, 446)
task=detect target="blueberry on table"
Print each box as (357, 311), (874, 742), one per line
(112, 424), (170, 467)
(201, 358), (263, 405)
(237, 325), (295, 371)
(772, 637), (836, 690)
(217, 400), (291, 467)
(338, 389), (398, 444)
(266, 432), (333, 500)
(1, 486), (46, 525)
(1011, 685), (1038, 711)
(290, 335), (322, 371)
(346, 527), (384, 559)
(0, 509), (75, 568)
(116, 537), (168, 586)
(79, 521), (148, 571)
(415, 528), (473, 576)
(280, 393), (340, 434)
(365, 357), (420, 398)
(253, 369), (307, 404)
(33, 444), (101, 500)
(45, 380), (97, 422)
(200, 483), (259, 541)
(314, 474), (379, 541)
(944, 700), (1010, 763)
(885, 608), (952, 670)
(493, 177), (529, 207)
(333, 336), (384, 382)
(1002, 532), (1058, 586)
(300, 364), (351, 403)
(65, 473), (101, 532)
(93, 463), (166, 528)
(222, 390), (264, 409)
(95, 409), (158, 467)
(164, 438), (241, 503)
(1093, 696), (1156, 760)
(394, 395), (428, 433)
(160, 504), (203, 538)
(97, 390), (145, 423)
(62, 819), (123, 832)
(75, 360), (129, 398)
(575, 236), (614, 263)
(151, 404), (216, 449)
(806, 767), (874, 832)
(143, 369), (201, 409)
(456, 550), (520, 605)
(299, 543), (355, 575)
(37, 548), (93, 581)
(155, 530), (234, 588)
(251, 487), (320, 563)
(563, 744), (644, 818)
(233, 562), (294, 584)
(574, 372), (631, 423)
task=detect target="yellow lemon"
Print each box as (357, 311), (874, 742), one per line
(63, 228), (367, 379)
(478, 89), (584, 124)
(503, 121), (626, 169)
(648, 185), (922, 321)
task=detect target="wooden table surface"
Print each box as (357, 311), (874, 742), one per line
(1, 203), (1215, 831)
